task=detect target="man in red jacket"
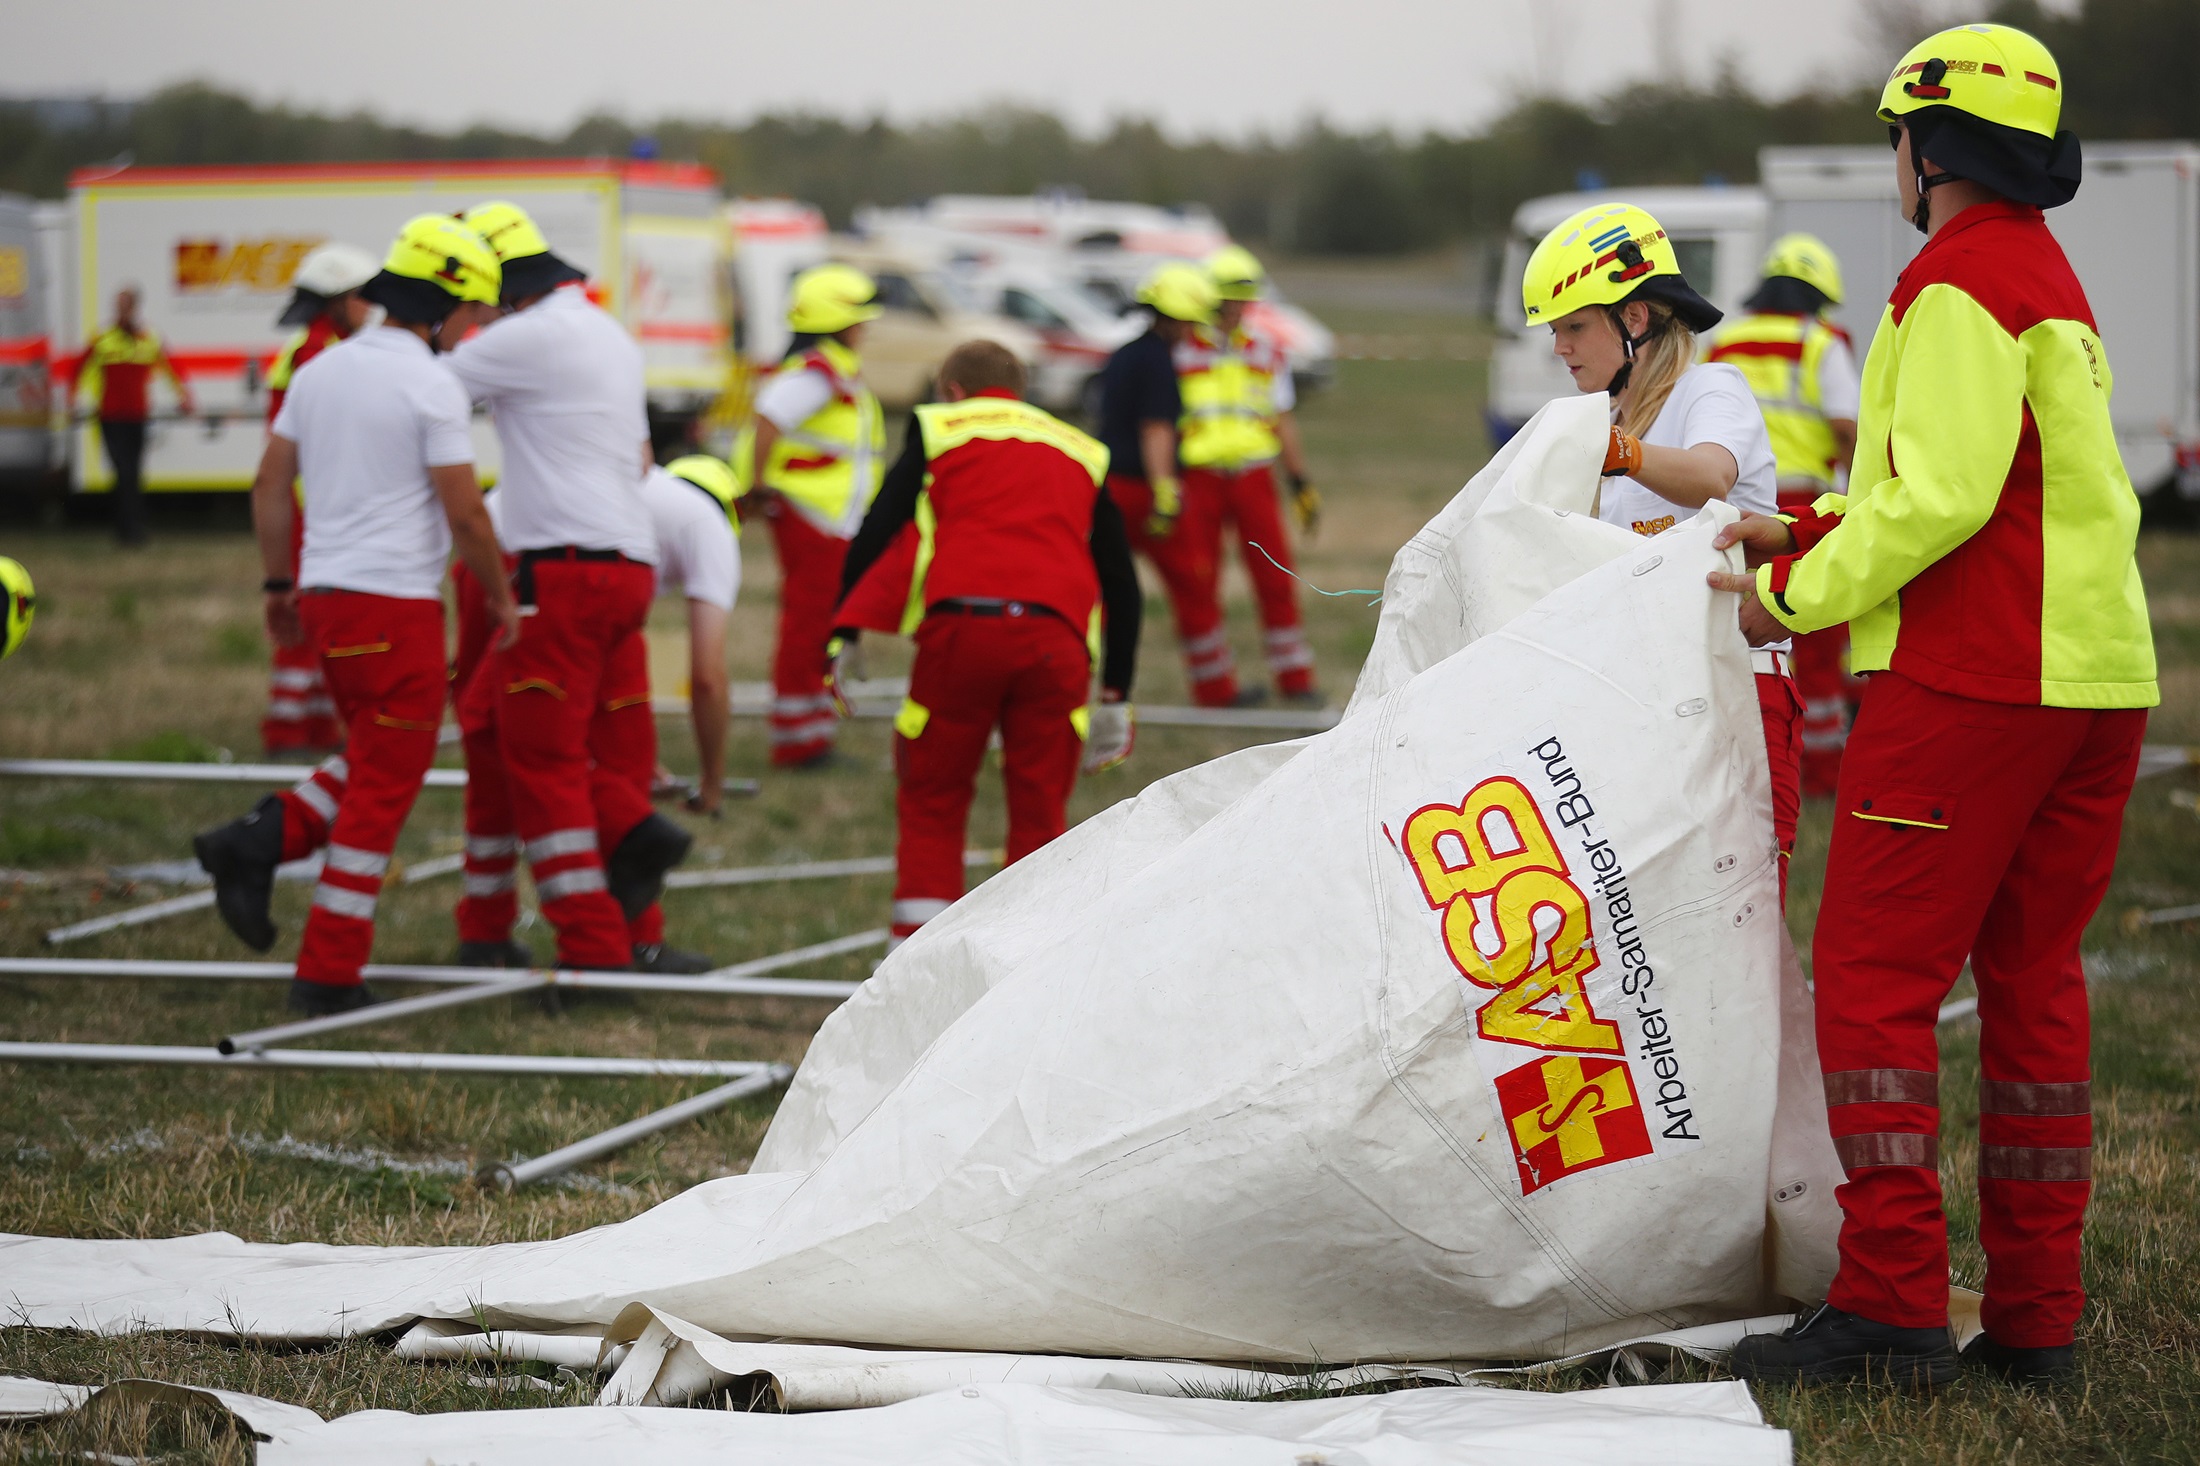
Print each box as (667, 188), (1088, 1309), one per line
(831, 340), (1142, 949)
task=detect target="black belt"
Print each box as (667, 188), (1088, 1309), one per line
(927, 597), (1072, 629)
(513, 546), (645, 606)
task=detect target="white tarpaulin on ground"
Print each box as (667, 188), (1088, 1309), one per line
(2, 1374), (1792, 1464)
(0, 395), (1840, 1373)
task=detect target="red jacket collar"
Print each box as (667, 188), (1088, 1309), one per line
(1922, 197), (2043, 254)
(970, 388), (1021, 401)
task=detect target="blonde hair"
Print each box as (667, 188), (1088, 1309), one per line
(1610, 302), (1696, 438)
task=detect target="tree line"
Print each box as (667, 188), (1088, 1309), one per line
(1, 0), (2184, 255)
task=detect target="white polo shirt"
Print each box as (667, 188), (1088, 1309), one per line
(445, 285), (656, 564)
(273, 327), (474, 601)
(640, 466), (740, 611)
(1598, 363), (1778, 538)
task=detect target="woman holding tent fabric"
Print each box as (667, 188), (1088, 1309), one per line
(1521, 203), (1804, 902)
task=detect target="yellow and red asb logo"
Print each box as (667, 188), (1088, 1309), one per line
(174, 237), (324, 294)
(1494, 1053), (1654, 1195)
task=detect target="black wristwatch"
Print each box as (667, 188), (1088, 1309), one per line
(262, 577), (295, 593)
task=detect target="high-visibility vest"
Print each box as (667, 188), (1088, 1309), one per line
(757, 338), (885, 538)
(266, 317), (344, 424)
(75, 325), (174, 422)
(1175, 324), (1283, 471)
(1707, 312), (1845, 488)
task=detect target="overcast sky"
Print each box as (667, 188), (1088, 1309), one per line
(11, 0), (2002, 138)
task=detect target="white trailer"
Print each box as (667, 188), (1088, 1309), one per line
(51, 158), (733, 493)
(1762, 143), (2200, 499)
(0, 193), (52, 479)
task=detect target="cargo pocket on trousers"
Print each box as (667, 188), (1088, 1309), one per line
(1836, 789), (1956, 909)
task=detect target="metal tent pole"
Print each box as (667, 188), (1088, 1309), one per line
(0, 760), (759, 796)
(480, 1065), (793, 1190)
(664, 851), (993, 890)
(218, 973), (547, 1055)
(0, 1043), (779, 1078)
(0, 931), (880, 998)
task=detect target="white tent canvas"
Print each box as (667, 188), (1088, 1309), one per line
(0, 395), (1842, 1367)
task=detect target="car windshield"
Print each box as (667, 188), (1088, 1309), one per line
(1002, 287), (1071, 332)
(1079, 277), (1136, 316)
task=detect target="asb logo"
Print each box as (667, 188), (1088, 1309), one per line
(174, 237), (324, 294)
(1494, 1053), (1654, 1195)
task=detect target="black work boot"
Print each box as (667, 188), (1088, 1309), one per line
(631, 943), (714, 975)
(1962, 1333), (2077, 1384)
(606, 813), (692, 920)
(456, 938), (534, 968)
(285, 979), (379, 1016)
(1728, 1304), (1959, 1388)
(193, 795), (286, 952)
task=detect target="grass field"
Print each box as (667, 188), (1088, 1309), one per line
(3, 268), (2198, 1463)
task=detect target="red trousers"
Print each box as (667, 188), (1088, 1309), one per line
(466, 556), (655, 968)
(1794, 626), (1857, 797)
(764, 499), (847, 765)
(1778, 488), (1859, 797)
(452, 570), (667, 955)
(272, 592), (445, 986)
(263, 513), (341, 753)
(891, 611), (1089, 944)
(1107, 472), (1239, 706)
(1193, 464), (1313, 697)
(1757, 669), (1803, 907)
(1814, 671), (2144, 1346)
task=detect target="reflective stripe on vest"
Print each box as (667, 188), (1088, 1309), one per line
(1708, 312), (1841, 487)
(761, 339), (886, 537)
(1176, 325), (1282, 470)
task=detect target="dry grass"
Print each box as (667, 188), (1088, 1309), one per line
(2, 289), (2197, 1462)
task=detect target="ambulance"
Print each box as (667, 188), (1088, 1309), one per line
(47, 158), (734, 492)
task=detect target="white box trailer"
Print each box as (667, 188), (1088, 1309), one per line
(0, 193), (53, 479)
(52, 159), (733, 493)
(1762, 143), (2200, 499)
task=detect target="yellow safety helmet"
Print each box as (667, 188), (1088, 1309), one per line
(1206, 244), (1266, 302)
(1878, 24), (2080, 213)
(461, 201), (585, 304)
(1760, 232), (1843, 305)
(1879, 22), (2062, 139)
(1136, 261), (1219, 324)
(1521, 201), (1722, 332)
(379, 214), (501, 306)
(1, 556), (34, 660)
(667, 454), (741, 528)
(788, 264), (883, 335)
(462, 201), (553, 263)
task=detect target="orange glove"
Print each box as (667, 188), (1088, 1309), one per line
(1602, 427), (1644, 479)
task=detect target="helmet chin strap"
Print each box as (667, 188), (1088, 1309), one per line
(1911, 164), (1959, 235)
(1606, 308), (1653, 397)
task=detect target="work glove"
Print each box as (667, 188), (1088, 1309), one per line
(1145, 474), (1182, 539)
(1287, 475), (1321, 535)
(824, 632), (865, 719)
(1081, 699), (1135, 775)
(1602, 427), (1644, 479)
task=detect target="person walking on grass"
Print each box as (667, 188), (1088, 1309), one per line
(74, 286), (193, 548)
(193, 216), (515, 1016)
(1720, 23), (2154, 1388)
